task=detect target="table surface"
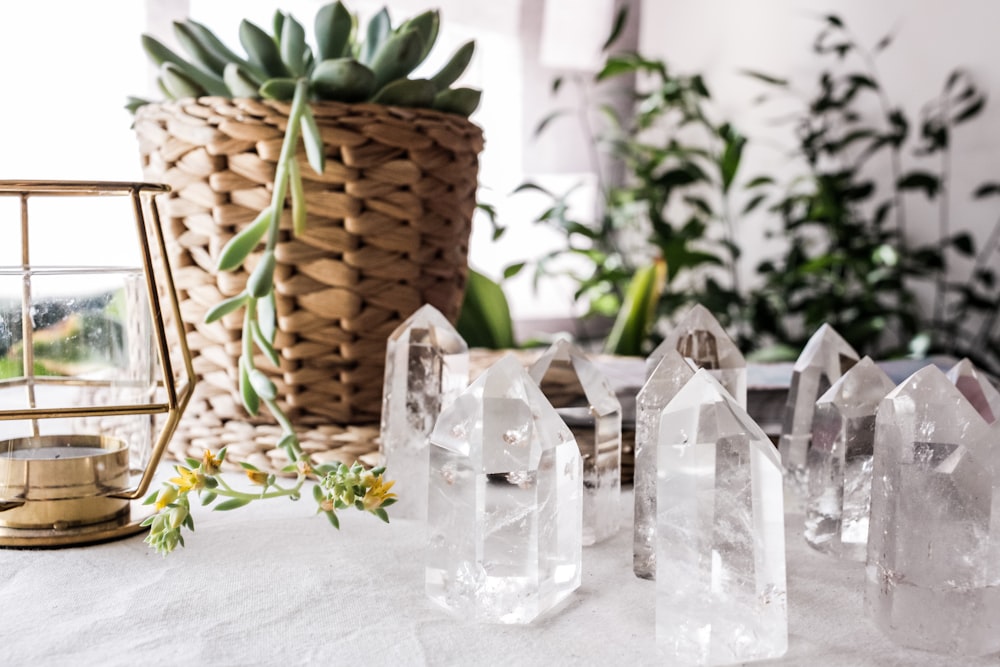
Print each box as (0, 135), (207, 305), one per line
(2, 484), (997, 667)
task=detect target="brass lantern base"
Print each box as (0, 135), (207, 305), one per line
(0, 502), (153, 548)
(0, 434), (152, 548)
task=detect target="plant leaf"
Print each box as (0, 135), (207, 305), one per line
(455, 269), (516, 349)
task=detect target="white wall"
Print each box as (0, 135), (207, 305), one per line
(639, 0), (1000, 294)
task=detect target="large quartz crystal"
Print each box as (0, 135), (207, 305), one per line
(426, 354), (583, 624)
(379, 303), (469, 521)
(529, 338), (621, 545)
(646, 303), (746, 407)
(866, 365), (999, 656)
(778, 323), (859, 507)
(633, 348), (695, 579)
(804, 356), (894, 560)
(657, 369), (787, 665)
(946, 357), (1000, 423)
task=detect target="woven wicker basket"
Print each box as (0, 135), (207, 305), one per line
(133, 96), (483, 464)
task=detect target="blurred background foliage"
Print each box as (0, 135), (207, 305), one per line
(458, 11), (1000, 376)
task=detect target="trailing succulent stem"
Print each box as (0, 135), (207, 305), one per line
(132, 2), (479, 548)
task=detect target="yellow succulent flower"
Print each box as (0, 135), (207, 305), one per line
(169, 466), (204, 493)
(154, 485), (179, 511)
(245, 469), (269, 485)
(201, 449), (222, 475)
(361, 474), (397, 511)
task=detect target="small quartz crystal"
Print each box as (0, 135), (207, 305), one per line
(656, 370), (787, 665)
(946, 357), (1000, 423)
(804, 356), (894, 560)
(646, 303), (746, 407)
(778, 323), (859, 508)
(378, 303), (468, 521)
(426, 354), (583, 624)
(866, 365), (999, 656)
(529, 337), (621, 545)
(633, 348), (695, 579)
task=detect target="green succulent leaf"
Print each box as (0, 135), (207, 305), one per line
(125, 96), (151, 115)
(204, 292), (248, 324)
(217, 207), (274, 271)
(141, 34), (230, 96)
(240, 19), (290, 78)
(257, 292), (277, 343)
(432, 86), (481, 117)
(360, 7), (392, 65)
(214, 498), (252, 511)
(259, 77), (299, 100)
(429, 40), (475, 91)
(300, 107), (325, 174)
(223, 63), (261, 98)
(173, 21), (228, 76)
(159, 63), (206, 100)
(248, 368), (278, 400)
(315, 1), (355, 60)
(247, 250), (277, 298)
(369, 27), (425, 90)
(238, 356), (260, 416)
(399, 9), (439, 61)
(310, 58), (376, 102)
(279, 12), (309, 77)
(183, 18), (268, 83)
(372, 77), (436, 108)
(251, 320), (281, 367)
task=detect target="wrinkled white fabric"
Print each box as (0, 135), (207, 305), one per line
(1, 485), (993, 667)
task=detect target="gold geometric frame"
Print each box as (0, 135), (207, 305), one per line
(0, 180), (196, 547)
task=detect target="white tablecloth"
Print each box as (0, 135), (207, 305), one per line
(1, 485), (996, 667)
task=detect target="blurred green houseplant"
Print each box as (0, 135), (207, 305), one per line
(488, 7), (751, 356)
(745, 14), (1000, 372)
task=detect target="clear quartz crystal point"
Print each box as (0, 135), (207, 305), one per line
(656, 369), (787, 665)
(804, 356), (894, 560)
(426, 354), (583, 624)
(646, 303), (747, 407)
(528, 337), (622, 545)
(378, 303), (469, 521)
(633, 348), (696, 579)
(946, 357), (1000, 423)
(866, 365), (1000, 656)
(778, 323), (859, 508)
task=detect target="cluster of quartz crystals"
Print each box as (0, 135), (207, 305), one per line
(656, 370), (788, 665)
(632, 348), (694, 579)
(804, 356), (894, 560)
(779, 324), (859, 509)
(635, 304), (747, 582)
(647, 303), (747, 407)
(866, 364), (1000, 656)
(425, 355), (583, 624)
(379, 304), (469, 521)
(529, 338), (622, 545)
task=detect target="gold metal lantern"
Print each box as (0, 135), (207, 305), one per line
(0, 181), (195, 547)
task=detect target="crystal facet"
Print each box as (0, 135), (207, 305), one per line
(656, 370), (788, 665)
(529, 338), (622, 545)
(633, 348), (696, 579)
(647, 303), (746, 407)
(804, 356), (895, 560)
(426, 354), (583, 624)
(946, 357), (1000, 423)
(866, 365), (999, 656)
(778, 323), (859, 507)
(379, 303), (469, 521)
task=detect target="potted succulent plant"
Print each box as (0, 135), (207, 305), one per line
(130, 2), (484, 475)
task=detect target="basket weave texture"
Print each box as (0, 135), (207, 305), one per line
(134, 96), (483, 432)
